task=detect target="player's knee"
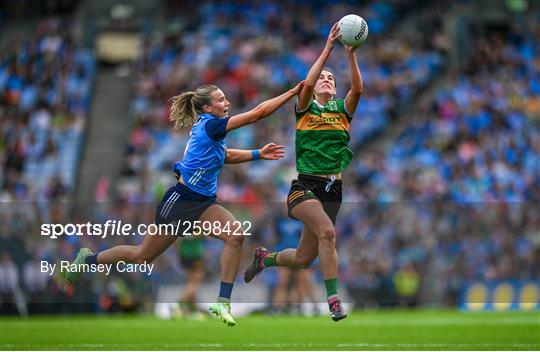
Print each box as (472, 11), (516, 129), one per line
(132, 247), (156, 264)
(226, 233), (244, 248)
(295, 256), (314, 269)
(318, 226), (336, 244)
(134, 254), (156, 264)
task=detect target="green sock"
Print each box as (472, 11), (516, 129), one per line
(324, 278), (338, 298)
(263, 252), (279, 267)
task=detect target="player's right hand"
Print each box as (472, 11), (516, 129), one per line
(290, 80), (305, 95)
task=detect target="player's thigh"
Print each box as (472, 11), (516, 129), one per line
(139, 227), (178, 261)
(291, 199), (334, 239)
(198, 204), (244, 243)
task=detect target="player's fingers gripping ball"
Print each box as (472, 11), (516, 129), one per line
(338, 14), (368, 47)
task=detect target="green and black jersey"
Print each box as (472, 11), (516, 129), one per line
(295, 99), (354, 174)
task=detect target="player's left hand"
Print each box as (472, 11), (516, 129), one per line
(259, 143), (285, 160)
(290, 80), (306, 95)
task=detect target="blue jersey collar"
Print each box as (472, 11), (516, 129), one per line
(199, 113), (218, 120)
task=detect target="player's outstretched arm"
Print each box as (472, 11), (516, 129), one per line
(344, 45), (363, 115)
(297, 22), (341, 111)
(225, 82), (303, 132)
(225, 143), (285, 164)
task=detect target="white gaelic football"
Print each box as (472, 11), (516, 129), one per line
(338, 14), (368, 47)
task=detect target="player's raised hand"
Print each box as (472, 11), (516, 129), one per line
(259, 143), (285, 160)
(344, 44), (359, 55)
(290, 80), (305, 95)
(325, 22), (341, 49)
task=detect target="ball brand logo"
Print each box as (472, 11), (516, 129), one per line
(355, 21), (367, 41)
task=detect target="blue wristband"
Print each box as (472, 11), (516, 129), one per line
(251, 150), (260, 160)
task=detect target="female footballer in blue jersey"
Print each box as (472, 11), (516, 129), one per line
(65, 81), (303, 326)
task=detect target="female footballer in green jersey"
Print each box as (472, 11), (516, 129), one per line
(175, 235), (206, 319)
(244, 22), (363, 321)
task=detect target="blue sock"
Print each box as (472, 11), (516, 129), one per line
(85, 252), (99, 265)
(218, 282), (234, 301)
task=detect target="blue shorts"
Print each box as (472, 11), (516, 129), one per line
(155, 182), (218, 235)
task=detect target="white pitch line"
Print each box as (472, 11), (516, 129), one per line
(338, 343), (539, 347)
(2, 342), (538, 348)
(343, 317), (540, 326)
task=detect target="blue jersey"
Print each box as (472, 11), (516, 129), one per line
(175, 114), (230, 196)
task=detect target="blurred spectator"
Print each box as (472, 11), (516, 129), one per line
(393, 262), (421, 307)
(22, 258), (50, 314)
(0, 252), (27, 316)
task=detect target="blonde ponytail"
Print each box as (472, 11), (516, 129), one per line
(169, 92), (197, 129)
(169, 85), (219, 129)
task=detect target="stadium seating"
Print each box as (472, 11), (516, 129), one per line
(1, 17), (96, 200)
(339, 29), (539, 306)
(117, 0), (444, 203)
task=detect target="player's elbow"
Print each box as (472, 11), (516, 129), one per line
(303, 82), (316, 91)
(251, 106), (267, 121)
(351, 86), (363, 97)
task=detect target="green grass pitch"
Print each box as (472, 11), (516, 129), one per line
(1, 310), (539, 350)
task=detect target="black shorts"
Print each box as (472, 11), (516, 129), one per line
(286, 173), (342, 225)
(155, 182), (218, 235)
(180, 256), (204, 270)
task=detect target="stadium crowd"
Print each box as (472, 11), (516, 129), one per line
(339, 27), (540, 306)
(0, 15), (96, 313)
(0, 16), (95, 200)
(118, 0), (443, 201)
(1, 0), (538, 314)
